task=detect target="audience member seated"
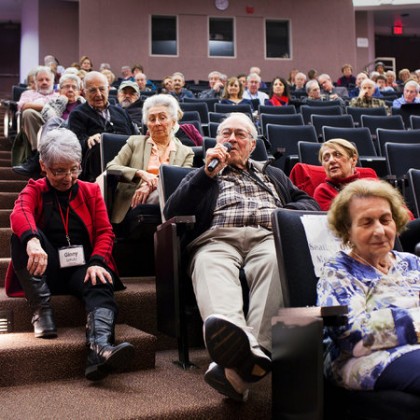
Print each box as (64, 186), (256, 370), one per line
(242, 73), (269, 106)
(68, 71), (136, 182)
(134, 72), (152, 93)
(79, 55), (93, 72)
(198, 71), (225, 99)
(164, 112), (319, 402)
(13, 73), (85, 178)
(170, 72), (195, 101)
(7, 127), (134, 381)
(348, 72), (368, 98)
(318, 73), (348, 100)
(392, 81), (420, 108)
(120, 65), (135, 82)
(375, 61), (386, 75)
(376, 75), (395, 93)
(264, 77), (291, 106)
(349, 78), (387, 110)
(313, 138), (420, 253)
(307, 68), (319, 81)
(132, 64), (156, 91)
(336, 63), (356, 89)
(44, 55), (62, 86)
(249, 66), (267, 89)
(25, 68), (37, 91)
(287, 68), (299, 89)
(117, 80), (143, 127)
(398, 68), (411, 87)
(106, 94), (194, 234)
(386, 70), (399, 91)
(237, 73), (247, 90)
(15, 66), (59, 167)
(220, 76), (253, 108)
(317, 178), (420, 398)
(301, 79), (323, 102)
(101, 69), (117, 93)
(290, 72), (307, 94)
(160, 76), (174, 94)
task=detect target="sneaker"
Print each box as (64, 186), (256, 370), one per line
(204, 314), (271, 383)
(204, 362), (249, 402)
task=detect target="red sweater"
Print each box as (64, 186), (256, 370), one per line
(6, 178), (117, 296)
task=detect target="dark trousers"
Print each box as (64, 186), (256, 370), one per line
(375, 349), (420, 395)
(11, 232), (118, 313)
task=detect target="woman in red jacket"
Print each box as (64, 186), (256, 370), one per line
(8, 127), (133, 381)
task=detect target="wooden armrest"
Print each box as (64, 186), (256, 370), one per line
(157, 215), (196, 231)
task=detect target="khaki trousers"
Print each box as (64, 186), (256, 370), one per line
(22, 109), (44, 150)
(188, 226), (283, 351)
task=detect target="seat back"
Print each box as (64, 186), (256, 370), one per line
(392, 103), (420, 128)
(208, 122), (220, 138)
(100, 133), (130, 172)
(305, 99), (343, 107)
(266, 124), (318, 174)
(272, 208), (331, 307)
(377, 128), (420, 156)
(407, 168), (420, 218)
(323, 126), (377, 156)
(180, 110), (201, 123)
(208, 112), (227, 123)
(300, 105), (342, 125)
(311, 114), (354, 139)
(12, 85), (27, 102)
(183, 97), (220, 112)
(298, 141), (322, 165)
(385, 142), (420, 178)
(260, 113), (304, 138)
(346, 106), (387, 125)
(361, 115), (405, 136)
(214, 103), (253, 115)
(410, 115), (420, 130)
(258, 104), (297, 115)
(159, 165), (197, 204)
(180, 102), (209, 125)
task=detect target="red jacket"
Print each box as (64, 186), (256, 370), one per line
(6, 178), (117, 297)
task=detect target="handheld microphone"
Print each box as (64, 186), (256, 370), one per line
(207, 143), (232, 172)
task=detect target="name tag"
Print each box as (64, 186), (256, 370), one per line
(58, 245), (86, 268)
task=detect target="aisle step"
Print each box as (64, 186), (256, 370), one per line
(0, 324), (156, 387)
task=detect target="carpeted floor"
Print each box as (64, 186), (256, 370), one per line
(0, 348), (272, 420)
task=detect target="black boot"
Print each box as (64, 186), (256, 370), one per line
(15, 269), (57, 339)
(85, 307), (134, 381)
(12, 151), (41, 178)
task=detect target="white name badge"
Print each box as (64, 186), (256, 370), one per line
(58, 245), (86, 268)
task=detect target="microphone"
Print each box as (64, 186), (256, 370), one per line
(207, 143), (232, 172)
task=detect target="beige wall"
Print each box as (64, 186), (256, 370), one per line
(73, 0), (357, 82)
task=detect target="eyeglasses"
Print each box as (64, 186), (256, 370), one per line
(48, 167), (82, 178)
(86, 86), (108, 95)
(220, 129), (251, 140)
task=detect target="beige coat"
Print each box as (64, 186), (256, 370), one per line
(106, 135), (194, 223)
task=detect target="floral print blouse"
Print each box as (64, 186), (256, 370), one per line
(317, 250), (420, 390)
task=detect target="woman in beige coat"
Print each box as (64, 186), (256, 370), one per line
(106, 94), (194, 232)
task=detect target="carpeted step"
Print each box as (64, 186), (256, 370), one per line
(0, 209), (11, 228)
(0, 228), (11, 258)
(0, 150), (11, 159)
(0, 280), (158, 335)
(0, 258), (9, 287)
(0, 167), (28, 181)
(0, 349), (272, 419)
(0, 158), (10, 167)
(0, 180), (27, 192)
(0, 324), (156, 387)
(0, 192), (18, 209)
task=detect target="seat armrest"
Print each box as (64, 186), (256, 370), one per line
(274, 305), (348, 327)
(104, 169), (123, 217)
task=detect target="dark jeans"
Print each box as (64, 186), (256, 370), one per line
(375, 349), (420, 396)
(11, 232), (118, 313)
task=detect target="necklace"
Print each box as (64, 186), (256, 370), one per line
(350, 250), (393, 275)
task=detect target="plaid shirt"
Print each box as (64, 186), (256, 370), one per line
(211, 164), (282, 229)
(349, 97), (386, 108)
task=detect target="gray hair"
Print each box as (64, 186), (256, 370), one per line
(59, 73), (82, 90)
(217, 112), (258, 140)
(172, 72), (185, 81)
(361, 78), (376, 88)
(405, 80), (420, 93)
(247, 72), (261, 83)
(39, 128), (82, 166)
(35, 66), (54, 82)
(208, 71), (222, 79)
(83, 71), (108, 89)
(142, 94), (181, 125)
(306, 79), (320, 93)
